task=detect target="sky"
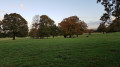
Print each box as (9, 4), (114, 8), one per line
(0, 0), (105, 29)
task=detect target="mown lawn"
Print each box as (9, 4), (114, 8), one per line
(0, 33), (120, 67)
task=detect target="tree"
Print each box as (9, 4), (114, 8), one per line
(76, 21), (88, 37)
(29, 28), (35, 38)
(97, 0), (120, 32)
(0, 21), (2, 38)
(0, 20), (1, 28)
(1, 13), (28, 40)
(31, 23), (39, 38)
(100, 13), (110, 23)
(97, 0), (120, 18)
(38, 15), (55, 39)
(107, 18), (120, 32)
(59, 16), (87, 38)
(30, 15), (40, 38)
(97, 22), (106, 34)
(88, 29), (95, 35)
(30, 15), (56, 39)
(50, 24), (58, 38)
(59, 16), (79, 38)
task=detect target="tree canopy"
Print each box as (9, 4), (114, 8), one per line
(97, 0), (120, 32)
(59, 16), (87, 38)
(1, 13), (28, 40)
(30, 15), (57, 39)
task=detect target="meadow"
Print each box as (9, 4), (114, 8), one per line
(0, 33), (120, 67)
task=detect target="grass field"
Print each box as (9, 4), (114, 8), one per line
(0, 33), (120, 67)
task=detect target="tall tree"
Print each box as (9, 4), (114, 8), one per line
(1, 13), (28, 40)
(38, 15), (55, 38)
(59, 16), (87, 38)
(59, 16), (79, 38)
(30, 15), (40, 38)
(97, 0), (116, 17)
(97, 0), (120, 20)
(97, 0), (120, 32)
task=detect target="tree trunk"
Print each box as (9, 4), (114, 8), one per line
(103, 32), (104, 34)
(76, 35), (78, 37)
(69, 35), (72, 38)
(53, 35), (54, 38)
(13, 33), (15, 40)
(64, 35), (66, 38)
(89, 32), (91, 35)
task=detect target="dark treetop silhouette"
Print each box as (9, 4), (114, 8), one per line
(1, 13), (28, 40)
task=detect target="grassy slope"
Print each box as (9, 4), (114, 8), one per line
(0, 33), (120, 67)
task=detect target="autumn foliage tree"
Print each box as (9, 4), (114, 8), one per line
(59, 16), (87, 38)
(1, 13), (28, 40)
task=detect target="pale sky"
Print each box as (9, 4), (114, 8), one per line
(0, 0), (105, 29)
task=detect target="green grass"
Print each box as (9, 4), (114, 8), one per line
(0, 33), (120, 67)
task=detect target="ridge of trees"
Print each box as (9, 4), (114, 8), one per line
(0, 13), (89, 40)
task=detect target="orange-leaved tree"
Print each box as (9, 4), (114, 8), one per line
(59, 16), (87, 38)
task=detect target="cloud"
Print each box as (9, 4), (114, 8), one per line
(12, 6), (17, 9)
(79, 17), (88, 19)
(20, 4), (24, 8)
(88, 25), (99, 29)
(20, 4), (28, 11)
(0, 10), (10, 13)
(88, 21), (101, 29)
(12, 4), (27, 11)
(0, 10), (6, 13)
(88, 21), (100, 25)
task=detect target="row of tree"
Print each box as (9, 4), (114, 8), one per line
(1, 1), (120, 40)
(97, 18), (120, 34)
(29, 15), (88, 39)
(0, 13), (88, 40)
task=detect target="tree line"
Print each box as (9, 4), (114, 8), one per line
(0, 13), (88, 40)
(29, 15), (88, 39)
(0, 0), (120, 40)
(0, 13), (119, 40)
